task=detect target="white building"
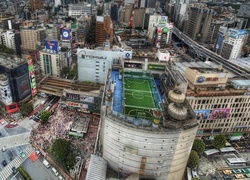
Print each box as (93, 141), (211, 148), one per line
(68, 3), (92, 17)
(77, 47), (124, 83)
(227, 29), (248, 60)
(54, 0), (61, 7)
(1, 30), (16, 51)
(40, 50), (61, 77)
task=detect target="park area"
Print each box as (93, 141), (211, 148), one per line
(123, 75), (157, 119)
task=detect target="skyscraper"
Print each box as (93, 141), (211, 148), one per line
(184, 5), (214, 43)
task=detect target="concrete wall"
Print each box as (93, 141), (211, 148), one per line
(102, 115), (197, 179)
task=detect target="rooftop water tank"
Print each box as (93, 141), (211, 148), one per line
(168, 89), (185, 103)
(168, 103), (187, 120)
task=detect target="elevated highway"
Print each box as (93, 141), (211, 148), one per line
(172, 26), (250, 79)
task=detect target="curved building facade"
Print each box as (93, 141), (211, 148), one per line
(101, 69), (198, 179)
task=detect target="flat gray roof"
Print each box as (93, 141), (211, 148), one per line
(86, 154), (107, 180)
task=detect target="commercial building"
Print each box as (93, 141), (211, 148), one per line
(77, 46), (124, 83)
(1, 30), (16, 51)
(174, 64), (250, 139)
(215, 28), (248, 60)
(20, 20), (46, 60)
(0, 54), (32, 114)
(147, 15), (173, 47)
(29, 0), (44, 12)
(68, 3), (92, 17)
(184, 4), (214, 43)
(95, 15), (114, 46)
(101, 64), (198, 179)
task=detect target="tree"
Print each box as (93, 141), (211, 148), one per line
(51, 139), (73, 170)
(40, 110), (51, 124)
(212, 134), (226, 149)
(20, 103), (33, 115)
(187, 150), (200, 169)
(192, 178), (200, 180)
(61, 66), (70, 77)
(192, 139), (205, 156)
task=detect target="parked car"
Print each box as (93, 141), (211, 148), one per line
(2, 160), (7, 167)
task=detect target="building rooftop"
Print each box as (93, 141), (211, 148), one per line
(0, 54), (26, 69)
(86, 155), (107, 180)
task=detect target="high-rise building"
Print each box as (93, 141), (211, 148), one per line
(111, 3), (119, 22)
(1, 30), (16, 51)
(29, 0), (44, 12)
(95, 15), (113, 46)
(20, 21), (46, 60)
(40, 40), (61, 77)
(77, 46), (124, 83)
(173, 0), (189, 28)
(101, 66), (198, 179)
(184, 5), (214, 43)
(0, 55), (32, 105)
(215, 28), (248, 60)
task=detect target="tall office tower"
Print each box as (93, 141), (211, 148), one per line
(184, 5), (214, 43)
(237, 4), (250, 29)
(173, 0), (189, 27)
(20, 21), (46, 61)
(14, 32), (22, 56)
(30, 0), (45, 12)
(95, 15), (113, 46)
(111, 3), (119, 22)
(101, 66), (198, 179)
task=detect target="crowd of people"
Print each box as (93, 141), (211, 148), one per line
(29, 105), (100, 178)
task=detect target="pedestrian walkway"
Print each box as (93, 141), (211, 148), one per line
(0, 145), (34, 180)
(0, 132), (30, 148)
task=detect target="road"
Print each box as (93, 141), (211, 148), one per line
(172, 26), (250, 79)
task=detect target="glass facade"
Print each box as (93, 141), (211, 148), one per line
(43, 54), (52, 75)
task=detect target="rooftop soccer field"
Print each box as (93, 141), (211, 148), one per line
(123, 76), (157, 118)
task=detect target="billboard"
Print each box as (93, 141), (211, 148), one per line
(16, 73), (31, 100)
(229, 29), (246, 39)
(148, 64), (166, 71)
(71, 21), (77, 29)
(194, 109), (210, 120)
(45, 40), (59, 54)
(158, 16), (167, 26)
(66, 101), (88, 109)
(80, 95), (94, 103)
(210, 108), (231, 120)
(26, 55), (37, 96)
(62, 29), (71, 41)
(66, 93), (80, 101)
(163, 27), (168, 34)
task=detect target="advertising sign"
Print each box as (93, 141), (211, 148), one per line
(163, 27), (168, 34)
(148, 64), (166, 71)
(158, 16), (167, 26)
(26, 55), (37, 96)
(80, 95), (94, 103)
(62, 29), (71, 41)
(194, 109), (210, 120)
(210, 108), (231, 120)
(16, 73), (31, 100)
(45, 40), (59, 54)
(229, 29), (246, 39)
(66, 101), (88, 109)
(71, 22), (77, 29)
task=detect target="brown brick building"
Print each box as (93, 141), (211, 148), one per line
(95, 15), (113, 46)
